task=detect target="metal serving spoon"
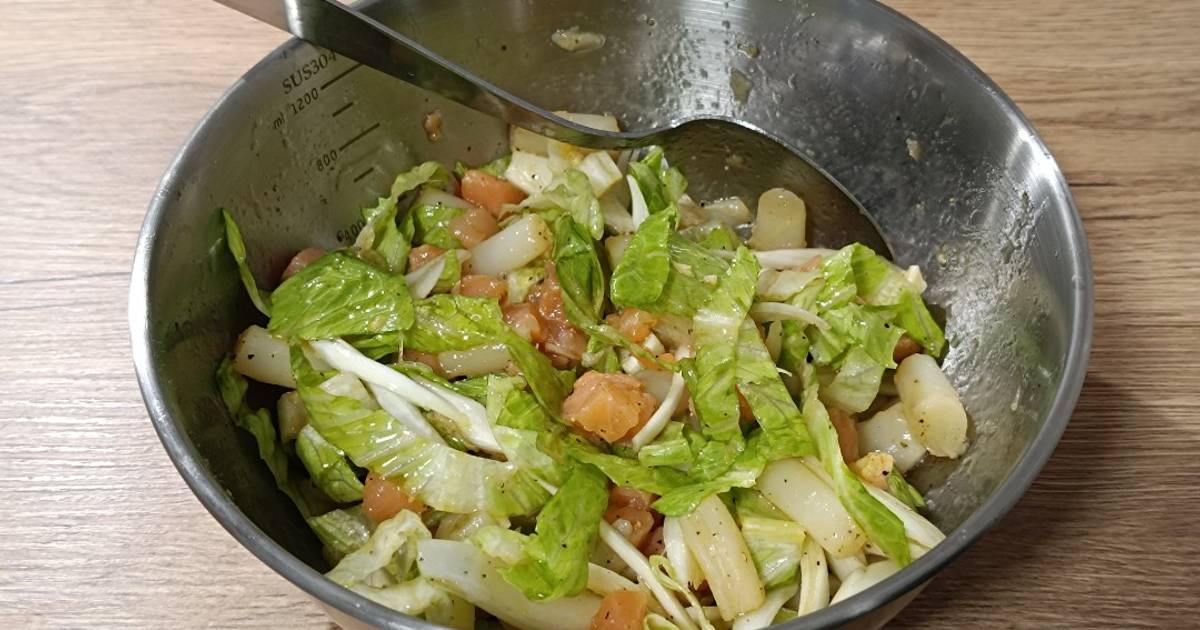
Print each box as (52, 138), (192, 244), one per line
(214, 0), (888, 252)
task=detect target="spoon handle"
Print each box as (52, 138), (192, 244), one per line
(214, 0), (641, 148)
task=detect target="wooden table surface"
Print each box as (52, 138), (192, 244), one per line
(2, 0), (1197, 627)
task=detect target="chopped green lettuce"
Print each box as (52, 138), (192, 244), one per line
(456, 154), (511, 179)
(816, 346), (887, 414)
(296, 425), (364, 503)
(886, 469), (926, 510)
(354, 162), (448, 273)
(292, 348), (550, 516)
(405, 295), (566, 414)
(636, 422), (695, 468)
(552, 218), (606, 327)
(569, 448), (687, 495)
(628, 147), (687, 215)
(486, 375), (573, 486)
(269, 251), (413, 341)
(217, 355), (320, 516)
(407, 294), (509, 352)
(326, 509), (431, 586)
(524, 170), (603, 241)
(733, 317), (813, 457)
(350, 578), (447, 616)
(411, 203), (466, 249)
(807, 304), (901, 369)
(356, 194), (411, 274)
(308, 506), (372, 558)
(502, 464), (608, 600)
(646, 235), (730, 318)
(220, 209), (272, 316)
(652, 441), (764, 516)
(554, 217), (674, 371)
(894, 289), (945, 357)
(689, 247), (758, 442)
(433, 249), (463, 293)
(817, 244), (945, 356)
(684, 223), (739, 251)
(503, 334), (569, 415)
(610, 208), (675, 308)
(733, 489), (806, 588)
(800, 379), (911, 566)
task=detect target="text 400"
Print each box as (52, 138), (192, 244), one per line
(288, 88), (320, 115)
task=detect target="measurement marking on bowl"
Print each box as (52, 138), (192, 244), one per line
(352, 166), (376, 183)
(330, 102), (356, 118)
(320, 62), (363, 91)
(338, 122), (381, 152)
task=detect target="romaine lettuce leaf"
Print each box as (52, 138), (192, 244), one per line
(502, 464), (608, 600)
(652, 439), (765, 516)
(569, 448), (687, 495)
(776, 320), (810, 396)
(292, 348), (550, 516)
(455, 154), (511, 179)
(807, 304), (902, 368)
(308, 506), (372, 558)
(688, 247), (758, 442)
(354, 162), (448, 273)
(645, 235), (730, 318)
(886, 468), (926, 510)
(356, 193), (411, 274)
(503, 333), (569, 415)
(818, 244), (945, 356)
(411, 203), (465, 249)
(269, 251), (413, 341)
(554, 217), (673, 371)
(689, 438), (741, 481)
(486, 375), (573, 486)
(406, 294), (508, 352)
(734, 317), (813, 457)
(627, 147), (686, 215)
(802, 301), (901, 413)
(816, 346), (887, 414)
(350, 578), (447, 616)
(405, 295), (566, 414)
(220, 209), (272, 316)
(636, 422), (695, 468)
(552, 217), (606, 327)
(800, 380), (911, 566)
(894, 289), (945, 357)
(610, 208), (675, 308)
(814, 246), (858, 311)
(524, 170), (603, 241)
(217, 355), (321, 517)
(433, 249), (462, 294)
(326, 510), (431, 587)
(296, 425), (364, 503)
(733, 489), (807, 588)
(688, 223), (740, 251)
(612, 212), (731, 319)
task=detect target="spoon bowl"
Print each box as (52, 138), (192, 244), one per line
(215, 0), (889, 252)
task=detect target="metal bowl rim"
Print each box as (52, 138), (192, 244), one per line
(129, 1), (1093, 626)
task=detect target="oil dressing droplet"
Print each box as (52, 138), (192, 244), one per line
(729, 68), (752, 105)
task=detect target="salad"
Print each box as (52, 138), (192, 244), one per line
(217, 112), (968, 630)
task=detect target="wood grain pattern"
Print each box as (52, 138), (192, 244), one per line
(0, 0), (1196, 627)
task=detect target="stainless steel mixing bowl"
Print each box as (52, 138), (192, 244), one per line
(130, 0), (1092, 627)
